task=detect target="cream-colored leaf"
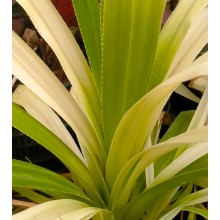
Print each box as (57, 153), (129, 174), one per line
(189, 76), (208, 92)
(192, 52), (208, 65)
(149, 0), (207, 89)
(56, 207), (101, 220)
(13, 85), (84, 162)
(174, 87), (208, 158)
(159, 189), (208, 220)
(16, 0), (104, 151)
(13, 199), (88, 220)
(12, 32), (106, 169)
(174, 83), (200, 103)
(188, 88), (208, 129)
(188, 52), (208, 92)
(152, 142), (207, 187)
(167, 7), (208, 78)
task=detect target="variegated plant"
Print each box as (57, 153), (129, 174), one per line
(12, 0), (208, 219)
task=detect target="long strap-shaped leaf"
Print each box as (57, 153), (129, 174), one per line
(107, 126), (207, 215)
(166, 7), (208, 78)
(13, 85), (84, 162)
(174, 87), (208, 159)
(58, 207), (114, 220)
(12, 160), (92, 205)
(182, 206), (208, 219)
(148, 0), (207, 90)
(16, 0), (103, 150)
(118, 155), (207, 220)
(106, 62), (207, 190)
(12, 199), (88, 220)
(118, 168), (207, 220)
(152, 142), (207, 187)
(146, 183), (186, 220)
(154, 110), (195, 176)
(174, 83), (200, 103)
(12, 103), (108, 208)
(153, 86), (208, 184)
(13, 199), (114, 220)
(101, 0), (166, 150)
(188, 88), (208, 129)
(71, 0), (101, 95)
(159, 188), (208, 220)
(13, 186), (49, 204)
(12, 32), (107, 172)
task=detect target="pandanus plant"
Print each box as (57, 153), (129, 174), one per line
(12, 0), (208, 219)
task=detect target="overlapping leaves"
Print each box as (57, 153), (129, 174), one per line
(13, 0), (208, 219)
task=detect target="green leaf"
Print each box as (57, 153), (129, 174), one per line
(182, 206), (208, 219)
(177, 154), (208, 176)
(13, 85), (84, 161)
(161, 111), (195, 142)
(13, 1), (208, 219)
(152, 142), (207, 187)
(146, 187), (181, 220)
(71, 0), (101, 94)
(108, 127), (207, 216)
(118, 169), (207, 220)
(106, 63), (207, 190)
(155, 110), (195, 176)
(149, 0), (208, 89)
(101, 0), (166, 149)
(174, 88), (208, 159)
(12, 160), (91, 204)
(119, 155), (207, 220)
(13, 186), (49, 204)
(193, 178), (208, 189)
(12, 103), (108, 208)
(159, 189), (208, 220)
(172, 183), (194, 204)
(130, 172), (146, 201)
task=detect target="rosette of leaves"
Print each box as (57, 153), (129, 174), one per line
(12, 0), (208, 219)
